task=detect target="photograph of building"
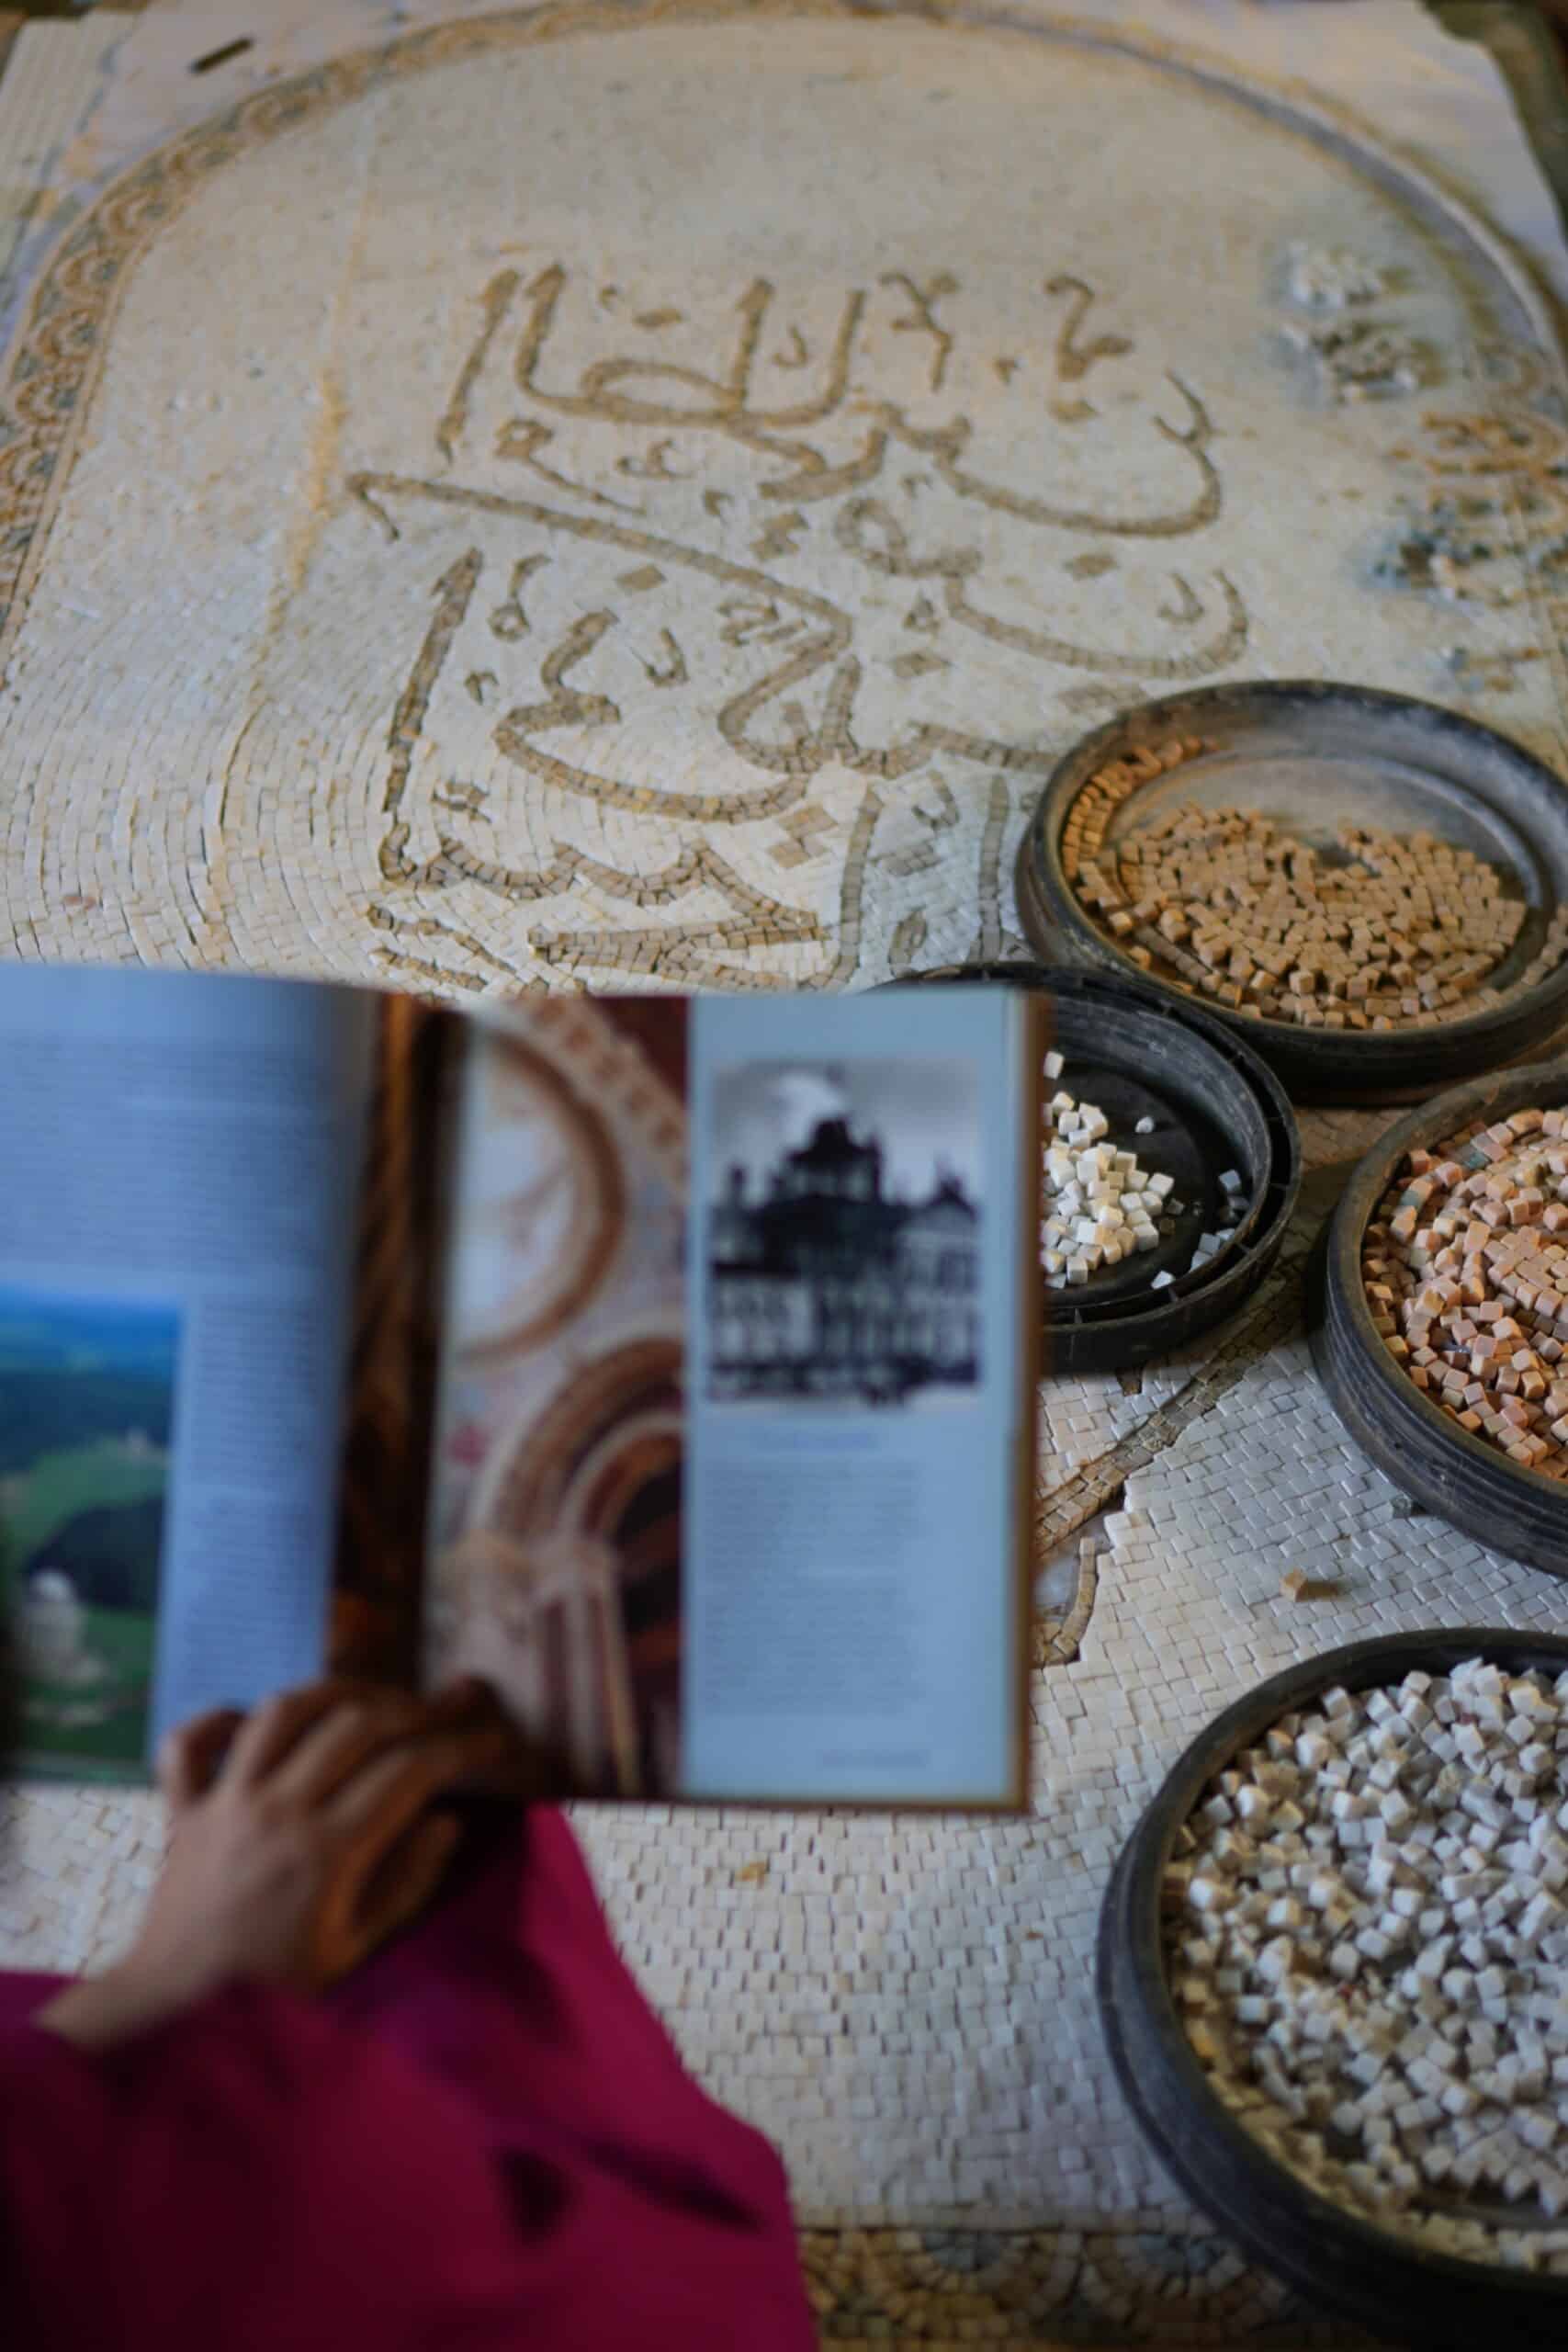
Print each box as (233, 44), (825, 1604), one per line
(705, 1060), (982, 1406)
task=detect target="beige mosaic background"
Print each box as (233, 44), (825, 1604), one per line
(4, 4), (1568, 2341)
(5, 3), (1568, 1000)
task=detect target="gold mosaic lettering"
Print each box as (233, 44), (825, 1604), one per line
(1045, 274), (1133, 383)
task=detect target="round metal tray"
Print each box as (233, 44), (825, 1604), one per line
(889, 962), (1301, 1374)
(1310, 1058), (1568, 1577)
(1015, 681), (1568, 1104)
(1100, 1629), (1568, 2351)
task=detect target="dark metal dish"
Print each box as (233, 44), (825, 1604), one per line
(1310, 1058), (1568, 1577)
(1017, 681), (1568, 1103)
(890, 962), (1301, 1374)
(1100, 1629), (1568, 2352)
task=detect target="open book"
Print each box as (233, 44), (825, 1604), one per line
(0, 968), (1040, 1806)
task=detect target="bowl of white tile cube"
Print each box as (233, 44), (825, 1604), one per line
(1312, 1060), (1568, 1577)
(1100, 1629), (1568, 2348)
(892, 962), (1300, 1371)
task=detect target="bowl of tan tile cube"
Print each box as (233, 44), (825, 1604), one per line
(1312, 1062), (1568, 1576)
(1017, 682), (1568, 1104)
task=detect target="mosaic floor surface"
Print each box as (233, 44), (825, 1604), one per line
(5, 3), (1568, 2341)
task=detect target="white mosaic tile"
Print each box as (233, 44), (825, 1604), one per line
(0, 1785), (163, 1976)
(570, 1321), (1568, 2233)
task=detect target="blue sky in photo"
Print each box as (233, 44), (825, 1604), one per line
(0, 1287), (180, 1378)
(711, 1057), (982, 1205)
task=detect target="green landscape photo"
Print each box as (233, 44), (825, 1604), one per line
(0, 1286), (181, 1779)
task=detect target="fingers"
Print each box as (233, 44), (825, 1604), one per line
(329, 1724), (520, 1854)
(221, 1680), (372, 1789)
(215, 1674), (502, 1790)
(423, 1675), (507, 1732)
(309, 1762), (482, 1988)
(156, 1708), (245, 1810)
(337, 1812), (464, 1978)
(265, 1688), (430, 1810)
(186, 1676), (524, 1813)
(426, 1674), (556, 1800)
(279, 1679), (537, 1815)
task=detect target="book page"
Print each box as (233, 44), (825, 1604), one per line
(684, 992), (1030, 1805)
(423, 991), (1032, 1809)
(423, 1000), (689, 1798)
(0, 967), (376, 1779)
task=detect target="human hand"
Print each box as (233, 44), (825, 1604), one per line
(39, 1677), (537, 2051)
(156, 1673), (544, 1815)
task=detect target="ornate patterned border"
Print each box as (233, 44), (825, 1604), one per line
(484, 1334), (682, 1530)
(0, 0), (1561, 673)
(797, 2222), (1368, 2345)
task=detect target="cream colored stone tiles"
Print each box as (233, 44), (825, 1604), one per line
(0, 11), (1566, 2340)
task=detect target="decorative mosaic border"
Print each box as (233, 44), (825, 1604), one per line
(798, 2222), (1375, 2345)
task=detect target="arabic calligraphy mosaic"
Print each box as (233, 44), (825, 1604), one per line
(3, 1), (1566, 1007)
(344, 237), (1244, 998)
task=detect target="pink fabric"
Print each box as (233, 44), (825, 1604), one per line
(0, 1806), (815, 2352)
